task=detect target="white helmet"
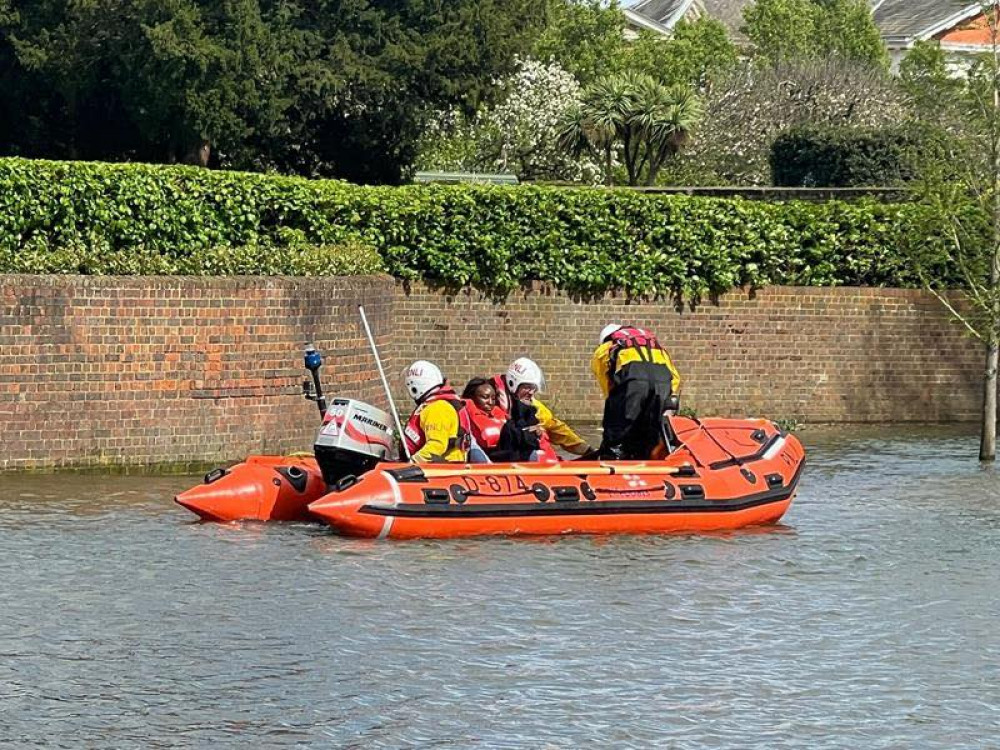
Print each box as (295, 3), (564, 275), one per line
(599, 323), (623, 344)
(505, 357), (544, 394)
(404, 360), (444, 401)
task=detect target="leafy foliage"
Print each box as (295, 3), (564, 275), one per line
(742, 0), (890, 70)
(0, 0), (546, 184)
(616, 19), (738, 89)
(0, 158), (939, 298)
(535, 2), (737, 90)
(770, 123), (949, 187)
(899, 41), (967, 133)
(533, 0), (626, 85)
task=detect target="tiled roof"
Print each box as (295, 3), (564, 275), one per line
(872, 1), (981, 42)
(628, 0), (694, 27)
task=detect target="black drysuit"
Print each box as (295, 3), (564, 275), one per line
(599, 361), (674, 461)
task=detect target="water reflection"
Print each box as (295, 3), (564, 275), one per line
(1, 424), (999, 748)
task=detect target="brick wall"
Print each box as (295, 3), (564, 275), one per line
(1, 275), (986, 469)
(0, 275), (394, 470)
(391, 282), (984, 424)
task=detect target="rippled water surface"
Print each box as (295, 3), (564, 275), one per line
(2, 426), (999, 748)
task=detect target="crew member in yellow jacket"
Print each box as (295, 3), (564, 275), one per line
(402, 360), (471, 463)
(591, 324), (681, 460)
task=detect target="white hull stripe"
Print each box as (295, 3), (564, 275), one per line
(376, 471), (403, 540)
(763, 436), (786, 460)
(383, 471), (403, 506)
(377, 516), (394, 540)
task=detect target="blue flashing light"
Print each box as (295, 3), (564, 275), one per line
(304, 344), (323, 371)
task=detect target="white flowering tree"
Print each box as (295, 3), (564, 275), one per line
(416, 58), (600, 183)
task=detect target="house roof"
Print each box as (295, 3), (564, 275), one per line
(872, 1), (984, 44)
(628, 0), (695, 28)
(626, 0), (997, 49)
(623, 8), (675, 36)
(626, 0), (759, 42)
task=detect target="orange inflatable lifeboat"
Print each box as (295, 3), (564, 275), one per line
(173, 339), (805, 535)
(306, 417), (804, 539)
(174, 456), (327, 522)
(175, 396), (397, 522)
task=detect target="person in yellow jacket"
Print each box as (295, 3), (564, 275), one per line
(591, 324), (681, 460)
(498, 358), (592, 459)
(402, 360), (471, 463)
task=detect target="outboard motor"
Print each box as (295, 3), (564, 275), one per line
(313, 398), (398, 485)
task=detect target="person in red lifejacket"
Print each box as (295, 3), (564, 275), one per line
(591, 324), (681, 460)
(462, 378), (506, 459)
(402, 360), (472, 463)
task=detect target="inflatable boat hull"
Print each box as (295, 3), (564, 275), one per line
(173, 418), (805, 537)
(174, 456), (326, 522)
(308, 420), (804, 539)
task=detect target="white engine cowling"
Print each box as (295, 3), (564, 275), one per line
(313, 398), (398, 485)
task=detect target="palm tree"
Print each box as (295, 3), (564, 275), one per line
(558, 74), (634, 186)
(630, 78), (703, 186)
(558, 72), (703, 186)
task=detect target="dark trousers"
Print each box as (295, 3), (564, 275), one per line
(600, 362), (673, 460)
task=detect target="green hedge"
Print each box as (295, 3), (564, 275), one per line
(0, 157), (932, 297)
(770, 123), (945, 188)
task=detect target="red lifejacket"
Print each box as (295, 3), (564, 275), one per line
(465, 400), (507, 451)
(608, 326), (666, 373)
(534, 434), (559, 463)
(490, 374), (511, 417)
(403, 387), (472, 458)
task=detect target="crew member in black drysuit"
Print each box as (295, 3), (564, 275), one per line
(592, 324), (681, 460)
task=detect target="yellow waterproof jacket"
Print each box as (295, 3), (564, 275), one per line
(590, 341), (681, 399)
(410, 400), (467, 463)
(533, 399), (590, 455)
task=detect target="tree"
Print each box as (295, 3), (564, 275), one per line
(900, 41), (965, 131)
(617, 18), (738, 89)
(742, 0), (817, 65)
(533, 0), (626, 85)
(416, 58), (600, 183)
(742, 0), (890, 70)
(292, 0), (548, 183)
(535, 4), (737, 91)
(0, 0), (547, 183)
(903, 6), (1000, 461)
(559, 72), (702, 186)
(680, 57), (905, 185)
(2, 0), (298, 166)
(814, 0), (890, 70)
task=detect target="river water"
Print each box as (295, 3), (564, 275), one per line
(1, 426), (998, 749)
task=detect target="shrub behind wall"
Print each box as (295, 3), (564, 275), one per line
(770, 123), (946, 188)
(0, 157), (937, 298)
